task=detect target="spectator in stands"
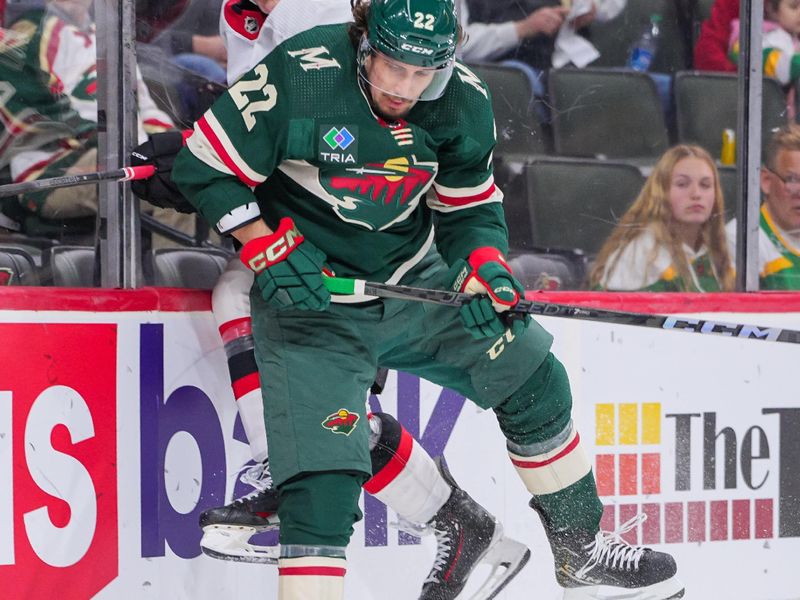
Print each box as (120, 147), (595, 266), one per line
(0, 0), (180, 244)
(727, 124), (800, 289)
(456, 0), (568, 63)
(149, 0), (228, 119)
(589, 144), (735, 291)
(694, 0), (738, 72)
(464, 0), (625, 71)
(463, 1), (624, 122)
(730, 0), (800, 85)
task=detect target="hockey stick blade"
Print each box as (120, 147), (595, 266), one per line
(322, 277), (800, 345)
(0, 165), (155, 198)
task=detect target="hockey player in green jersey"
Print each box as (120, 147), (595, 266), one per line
(727, 123), (800, 289)
(172, 0), (684, 598)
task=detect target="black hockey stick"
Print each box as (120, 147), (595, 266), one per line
(323, 276), (800, 345)
(0, 165), (156, 198)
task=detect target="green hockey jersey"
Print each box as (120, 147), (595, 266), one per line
(726, 205), (800, 290)
(595, 227), (726, 292)
(172, 23), (507, 295)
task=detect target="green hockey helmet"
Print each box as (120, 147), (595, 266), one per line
(368, 0), (458, 68)
(358, 0), (458, 102)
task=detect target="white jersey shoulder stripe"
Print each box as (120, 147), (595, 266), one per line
(428, 175), (503, 213)
(427, 186), (503, 213)
(193, 112), (267, 187)
(186, 124), (237, 178)
(433, 174), (495, 198)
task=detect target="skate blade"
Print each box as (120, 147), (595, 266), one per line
(200, 525), (279, 565)
(562, 575), (685, 600)
(462, 527), (532, 600)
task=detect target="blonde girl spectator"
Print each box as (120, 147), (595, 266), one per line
(589, 145), (735, 291)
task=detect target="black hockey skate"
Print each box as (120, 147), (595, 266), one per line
(538, 508), (685, 600)
(417, 459), (530, 600)
(199, 459), (280, 564)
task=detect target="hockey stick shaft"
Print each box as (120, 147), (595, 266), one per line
(0, 165), (155, 198)
(323, 277), (800, 345)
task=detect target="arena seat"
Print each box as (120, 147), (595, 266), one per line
(509, 250), (586, 291)
(148, 247), (232, 289)
(548, 68), (669, 160)
(520, 157), (645, 255)
(42, 245), (95, 287)
(466, 62), (550, 157)
(0, 245), (39, 285)
(674, 72), (787, 158)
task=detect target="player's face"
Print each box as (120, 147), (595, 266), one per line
(364, 51), (436, 119)
(668, 157), (715, 228)
(762, 149), (800, 232)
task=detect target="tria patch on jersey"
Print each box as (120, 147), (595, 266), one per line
(319, 125), (358, 164)
(322, 409), (360, 436)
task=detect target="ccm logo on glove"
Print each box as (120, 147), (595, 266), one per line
(460, 247), (520, 310)
(242, 218), (303, 272)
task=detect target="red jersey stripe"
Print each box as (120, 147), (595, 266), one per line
(278, 566), (346, 577)
(197, 115), (261, 187)
(510, 432), (581, 469)
(435, 183), (497, 207)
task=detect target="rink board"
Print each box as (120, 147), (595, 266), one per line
(0, 288), (798, 600)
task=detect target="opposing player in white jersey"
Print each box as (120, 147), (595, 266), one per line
(194, 2), (530, 598)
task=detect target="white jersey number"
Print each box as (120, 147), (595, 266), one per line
(413, 12), (435, 31)
(229, 64), (277, 131)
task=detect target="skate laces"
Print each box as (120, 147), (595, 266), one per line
(575, 514), (647, 578)
(238, 460), (273, 493)
(423, 525), (454, 584)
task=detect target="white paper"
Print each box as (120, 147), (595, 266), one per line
(568, 0), (594, 19)
(552, 26), (600, 68)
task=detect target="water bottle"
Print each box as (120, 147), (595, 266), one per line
(627, 14), (662, 72)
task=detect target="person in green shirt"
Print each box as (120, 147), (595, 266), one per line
(727, 123), (800, 289)
(172, 1), (683, 598)
(591, 144), (734, 292)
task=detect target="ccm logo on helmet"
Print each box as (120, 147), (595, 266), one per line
(247, 227), (303, 272)
(400, 42), (434, 56)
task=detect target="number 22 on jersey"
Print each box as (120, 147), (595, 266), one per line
(229, 64), (277, 131)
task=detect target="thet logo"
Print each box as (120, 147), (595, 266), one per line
(0, 324), (118, 599)
(593, 402), (791, 545)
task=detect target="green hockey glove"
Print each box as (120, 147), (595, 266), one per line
(240, 217), (331, 311)
(452, 247), (530, 339)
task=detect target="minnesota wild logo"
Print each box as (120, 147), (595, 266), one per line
(71, 66), (97, 100)
(319, 155), (437, 231)
(322, 409), (360, 436)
